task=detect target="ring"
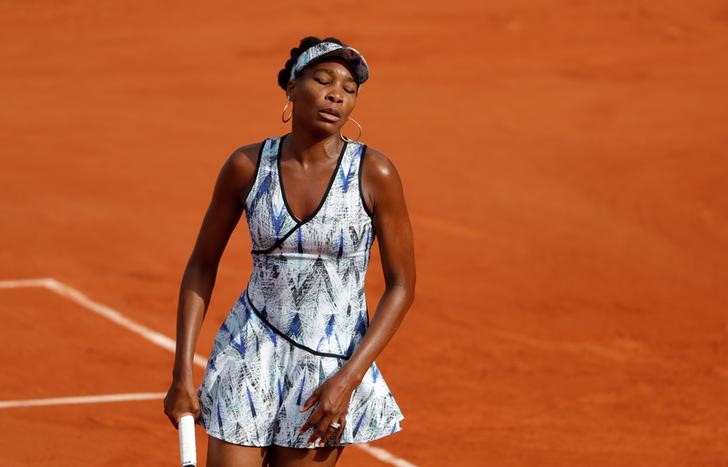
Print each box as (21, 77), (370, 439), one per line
(329, 421), (341, 430)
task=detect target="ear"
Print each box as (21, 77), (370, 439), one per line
(286, 81), (296, 101)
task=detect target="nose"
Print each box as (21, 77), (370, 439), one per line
(325, 91), (343, 103)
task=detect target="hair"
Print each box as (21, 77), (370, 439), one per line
(277, 36), (347, 92)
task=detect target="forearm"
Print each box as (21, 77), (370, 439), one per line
(339, 283), (414, 384)
(172, 259), (218, 382)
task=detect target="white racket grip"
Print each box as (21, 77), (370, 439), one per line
(178, 414), (197, 467)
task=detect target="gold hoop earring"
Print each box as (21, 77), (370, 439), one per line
(339, 116), (362, 143)
(281, 97), (293, 123)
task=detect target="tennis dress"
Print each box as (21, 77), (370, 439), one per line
(196, 133), (405, 448)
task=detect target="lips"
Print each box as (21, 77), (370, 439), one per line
(318, 108), (341, 122)
(320, 107), (341, 117)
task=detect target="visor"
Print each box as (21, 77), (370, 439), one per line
(288, 42), (370, 87)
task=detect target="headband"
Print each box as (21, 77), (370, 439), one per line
(288, 41), (370, 87)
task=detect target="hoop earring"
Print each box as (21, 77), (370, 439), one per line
(281, 97), (293, 123)
(339, 116), (362, 143)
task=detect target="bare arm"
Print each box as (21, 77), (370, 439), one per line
(164, 143), (259, 427)
(339, 147), (417, 383)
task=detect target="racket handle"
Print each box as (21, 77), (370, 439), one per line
(178, 414), (197, 467)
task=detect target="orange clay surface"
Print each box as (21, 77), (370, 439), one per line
(2, 1), (728, 466)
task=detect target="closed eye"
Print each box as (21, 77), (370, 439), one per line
(315, 77), (356, 94)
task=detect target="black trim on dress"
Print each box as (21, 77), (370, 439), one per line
(243, 288), (352, 360)
(357, 143), (375, 220)
(277, 132), (348, 224)
(242, 138), (267, 209)
(249, 136), (300, 254)
(250, 226), (300, 254)
(251, 134), (348, 255)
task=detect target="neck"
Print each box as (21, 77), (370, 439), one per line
(285, 122), (344, 165)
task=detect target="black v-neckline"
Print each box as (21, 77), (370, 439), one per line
(276, 133), (348, 225)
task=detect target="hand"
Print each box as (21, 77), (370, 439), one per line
(163, 377), (201, 429)
(298, 371), (358, 446)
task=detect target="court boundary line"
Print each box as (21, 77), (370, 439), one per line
(0, 277), (208, 368)
(0, 277), (418, 467)
(0, 392), (166, 409)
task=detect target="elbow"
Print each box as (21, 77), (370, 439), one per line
(403, 273), (416, 302)
(406, 279), (416, 307)
(386, 274), (416, 306)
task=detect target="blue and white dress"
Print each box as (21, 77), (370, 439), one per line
(196, 133), (405, 448)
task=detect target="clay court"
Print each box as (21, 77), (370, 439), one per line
(1, 1), (727, 465)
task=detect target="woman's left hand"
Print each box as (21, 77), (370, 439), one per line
(299, 371), (359, 446)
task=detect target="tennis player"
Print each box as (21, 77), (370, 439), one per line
(164, 35), (416, 467)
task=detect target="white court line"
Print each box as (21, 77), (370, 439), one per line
(0, 277), (207, 368)
(357, 444), (418, 467)
(0, 277), (417, 467)
(0, 392), (166, 409)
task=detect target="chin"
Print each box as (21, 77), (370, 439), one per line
(308, 120), (341, 136)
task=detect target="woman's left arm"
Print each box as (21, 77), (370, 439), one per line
(338, 147), (417, 384)
(299, 148), (416, 445)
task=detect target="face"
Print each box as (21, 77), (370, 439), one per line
(287, 57), (359, 136)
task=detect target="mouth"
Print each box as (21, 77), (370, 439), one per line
(318, 108), (341, 122)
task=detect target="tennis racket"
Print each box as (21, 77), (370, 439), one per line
(178, 414), (197, 467)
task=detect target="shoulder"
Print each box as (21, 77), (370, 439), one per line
(215, 140), (267, 203)
(226, 140), (266, 175)
(360, 144), (403, 188)
(359, 144), (406, 217)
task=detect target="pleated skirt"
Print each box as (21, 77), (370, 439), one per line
(196, 291), (405, 448)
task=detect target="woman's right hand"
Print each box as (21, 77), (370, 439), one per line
(163, 377), (201, 430)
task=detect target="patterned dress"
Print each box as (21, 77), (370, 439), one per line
(196, 133), (405, 448)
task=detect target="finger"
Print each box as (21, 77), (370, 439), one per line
(168, 414), (179, 430)
(305, 414), (327, 444)
(324, 413), (346, 445)
(299, 409), (318, 433)
(308, 414), (335, 445)
(193, 403), (202, 422)
(300, 391), (319, 412)
(335, 417), (347, 444)
(320, 422), (337, 445)
(319, 413), (343, 445)
(300, 406), (323, 434)
(307, 415), (327, 445)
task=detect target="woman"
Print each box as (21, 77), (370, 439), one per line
(164, 36), (416, 467)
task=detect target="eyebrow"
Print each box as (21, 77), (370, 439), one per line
(313, 68), (357, 83)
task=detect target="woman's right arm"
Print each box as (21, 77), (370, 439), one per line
(163, 143), (260, 429)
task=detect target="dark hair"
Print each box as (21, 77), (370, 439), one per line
(277, 36), (347, 92)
